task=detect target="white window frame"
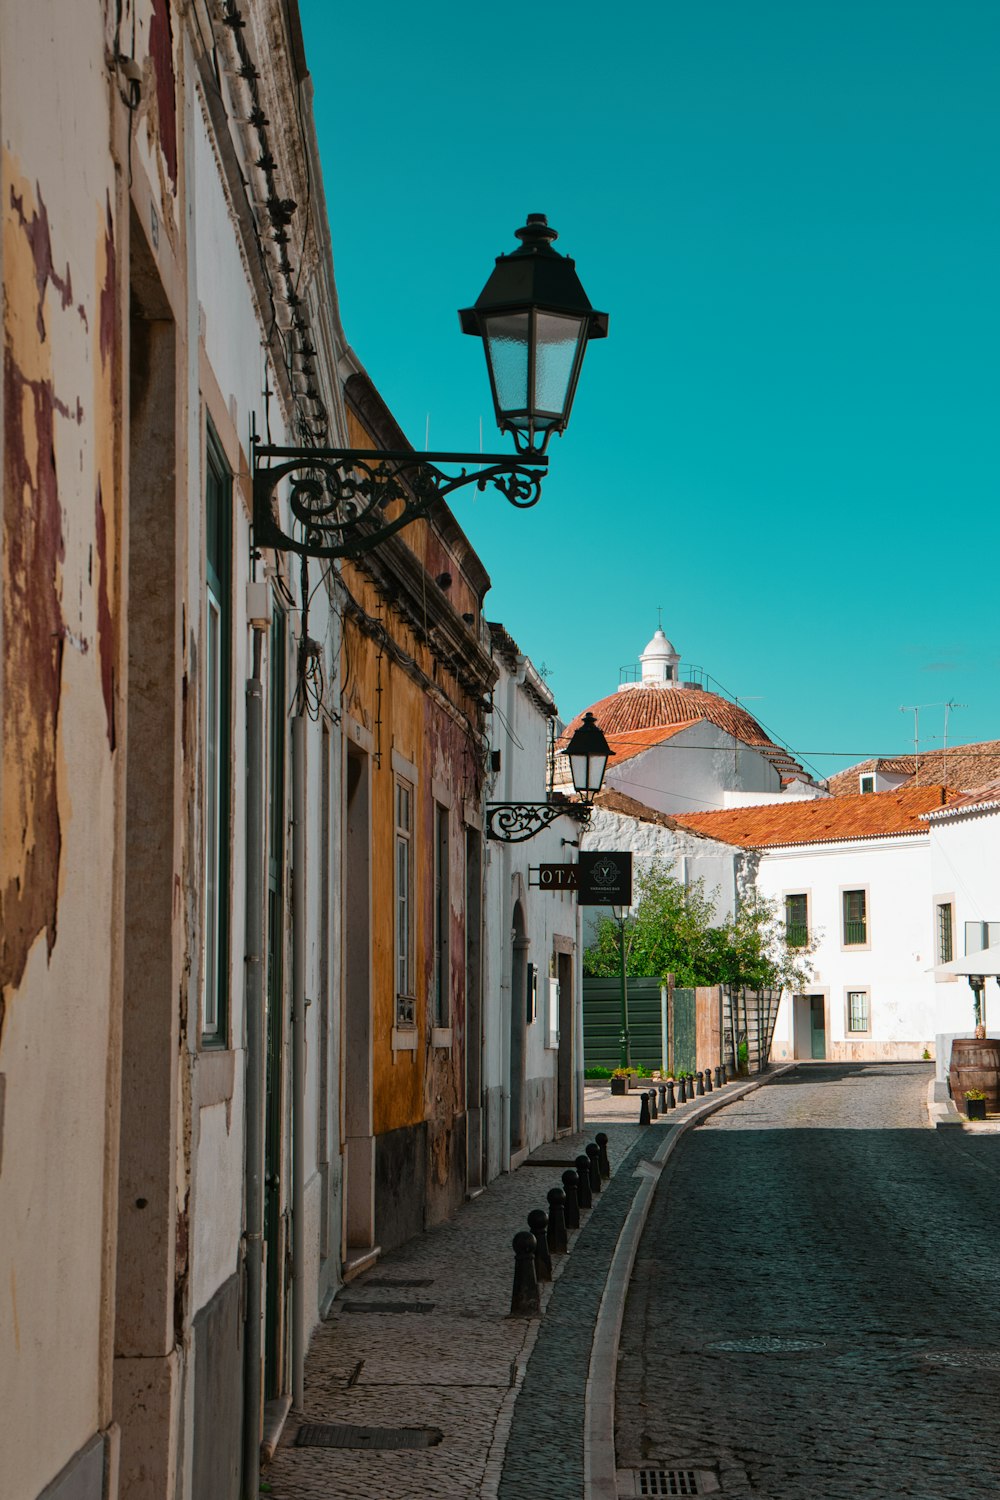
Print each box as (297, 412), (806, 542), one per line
(845, 988), (871, 1036)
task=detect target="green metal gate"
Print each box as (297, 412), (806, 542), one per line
(583, 977), (663, 1072)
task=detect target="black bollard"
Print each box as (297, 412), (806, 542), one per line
(585, 1142), (602, 1193)
(721, 1062), (729, 1084)
(575, 1154), (594, 1209)
(562, 1169), (581, 1229)
(695, 1070), (705, 1097)
(639, 1091), (651, 1126)
(546, 1187), (568, 1253)
(665, 1079), (676, 1110)
(595, 1131), (611, 1179)
(677, 1075), (687, 1104)
(658, 1083), (667, 1113)
(649, 1086), (658, 1118)
(527, 1209), (552, 1283)
(510, 1230), (540, 1316)
(704, 1067), (713, 1093)
(714, 1066), (722, 1090)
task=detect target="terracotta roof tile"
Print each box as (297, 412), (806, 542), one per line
(560, 687), (809, 781)
(602, 721), (699, 765)
(828, 741), (1000, 796)
(922, 778), (1000, 818)
(673, 785), (951, 849)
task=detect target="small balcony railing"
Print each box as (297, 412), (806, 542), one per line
(844, 920), (867, 945)
(785, 922), (809, 949)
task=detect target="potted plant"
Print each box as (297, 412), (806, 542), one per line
(965, 1088), (987, 1121)
(610, 1067), (631, 1096)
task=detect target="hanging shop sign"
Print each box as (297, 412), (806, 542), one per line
(536, 863), (580, 891)
(577, 851), (633, 906)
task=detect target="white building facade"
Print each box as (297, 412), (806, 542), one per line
(482, 628), (583, 1179)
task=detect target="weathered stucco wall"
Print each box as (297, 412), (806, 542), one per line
(1, 0), (124, 1489)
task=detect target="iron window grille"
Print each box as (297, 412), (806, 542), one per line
(784, 893), (808, 948)
(937, 902), (954, 964)
(843, 889), (867, 945)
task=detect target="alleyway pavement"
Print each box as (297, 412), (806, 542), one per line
(617, 1061), (1000, 1500)
(262, 1078), (754, 1500)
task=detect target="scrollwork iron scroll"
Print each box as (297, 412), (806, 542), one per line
(253, 443), (547, 561)
(485, 801), (592, 844)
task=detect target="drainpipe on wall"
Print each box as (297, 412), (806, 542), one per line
(243, 627), (266, 1500)
(291, 713), (307, 1412)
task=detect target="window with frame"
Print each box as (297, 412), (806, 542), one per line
(203, 425), (231, 1043)
(937, 902), (954, 964)
(784, 893), (808, 948)
(847, 990), (870, 1033)
(843, 889), (867, 946)
(433, 802), (450, 1026)
(859, 774), (875, 794)
(395, 777), (415, 1024)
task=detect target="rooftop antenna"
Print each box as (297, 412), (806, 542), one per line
(942, 700), (967, 786)
(900, 702), (948, 786)
(425, 413), (430, 452)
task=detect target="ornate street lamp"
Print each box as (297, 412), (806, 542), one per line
(459, 214), (608, 456)
(486, 713), (614, 843)
(253, 214), (607, 561)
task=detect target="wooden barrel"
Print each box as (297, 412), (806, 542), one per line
(949, 1037), (1000, 1113)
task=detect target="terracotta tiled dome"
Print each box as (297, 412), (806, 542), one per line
(559, 687), (804, 780)
(562, 686), (769, 745)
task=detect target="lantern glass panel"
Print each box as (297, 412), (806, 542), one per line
(534, 311), (587, 422)
(484, 312), (530, 421)
(569, 748), (608, 797)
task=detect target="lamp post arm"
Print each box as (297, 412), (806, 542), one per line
(253, 443), (547, 562)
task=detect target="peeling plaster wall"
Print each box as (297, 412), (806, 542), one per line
(2, 3), (349, 1497)
(0, 3), (123, 1495)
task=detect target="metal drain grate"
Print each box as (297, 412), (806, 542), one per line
(341, 1301), (435, 1314)
(709, 1335), (825, 1353)
(640, 1470), (700, 1495)
(296, 1423), (442, 1450)
(618, 1468), (720, 1497)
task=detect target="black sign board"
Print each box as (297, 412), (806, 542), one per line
(577, 851), (633, 906)
(537, 864), (580, 891)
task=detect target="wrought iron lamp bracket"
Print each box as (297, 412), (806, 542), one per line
(252, 442), (548, 561)
(486, 800), (592, 844)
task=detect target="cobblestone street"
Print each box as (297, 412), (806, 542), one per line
(617, 1062), (1000, 1500)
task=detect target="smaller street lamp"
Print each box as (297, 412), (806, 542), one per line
(486, 713), (613, 842)
(610, 903), (633, 1070)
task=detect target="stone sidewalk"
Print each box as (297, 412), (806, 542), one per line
(262, 1077), (761, 1500)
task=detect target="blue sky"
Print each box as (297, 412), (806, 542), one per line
(298, 0), (1000, 778)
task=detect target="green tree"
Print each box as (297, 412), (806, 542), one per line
(582, 864), (719, 987)
(583, 862), (815, 991)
